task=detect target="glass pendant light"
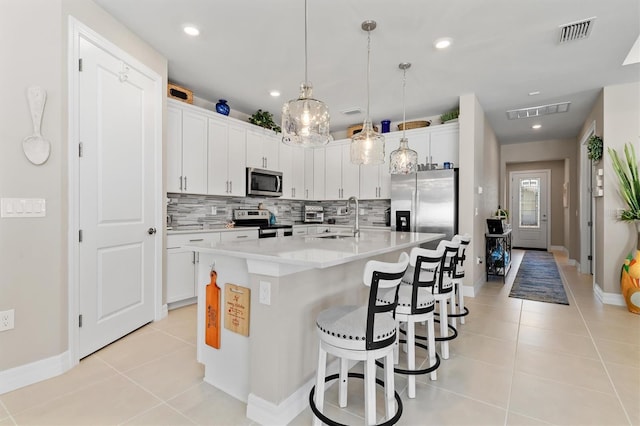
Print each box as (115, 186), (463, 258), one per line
(350, 20), (384, 165)
(389, 62), (418, 174)
(282, 0), (331, 147)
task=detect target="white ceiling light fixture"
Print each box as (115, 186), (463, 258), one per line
(434, 37), (453, 49)
(389, 62), (418, 175)
(269, 90), (281, 97)
(351, 20), (385, 165)
(183, 26), (200, 36)
(532, 124), (542, 129)
(281, 0), (331, 148)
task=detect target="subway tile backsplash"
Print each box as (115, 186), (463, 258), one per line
(167, 194), (390, 227)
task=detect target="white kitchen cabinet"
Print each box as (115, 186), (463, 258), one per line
(220, 229), (259, 242)
(325, 142), (360, 200)
(246, 130), (280, 170)
(428, 124), (459, 167)
(359, 135), (399, 199)
(167, 101), (208, 194)
(208, 117), (246, 196)
(166, 232), (221, 305)
(304, 150), (315, 200)
(292, 225), (308, 236)
(313, 148), (325, 200)
(279, 144), (305, 199)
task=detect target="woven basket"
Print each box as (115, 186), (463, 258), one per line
(347, 123), (379, 138)
(397, 120), (430, 131)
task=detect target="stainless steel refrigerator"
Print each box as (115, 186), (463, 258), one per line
(391, 169), (458, 248)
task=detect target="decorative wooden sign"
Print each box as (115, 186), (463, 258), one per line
(224, 283), (250, 336)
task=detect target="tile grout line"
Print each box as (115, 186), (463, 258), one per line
(555, 258), (634, 426)
(0, 399), (17, 426)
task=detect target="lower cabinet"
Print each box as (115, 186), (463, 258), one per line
(166, 230), (259, 306)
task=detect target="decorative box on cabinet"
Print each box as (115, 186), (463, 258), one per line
(485, 229), (512, 282)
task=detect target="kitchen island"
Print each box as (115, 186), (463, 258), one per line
(186, 229), (443, 425)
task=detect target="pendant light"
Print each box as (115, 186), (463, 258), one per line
(350, 20), (384, 165)
(281, 0), (331, 147)
(389, 62), (418, 174)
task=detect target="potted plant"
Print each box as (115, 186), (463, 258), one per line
(440, 109), (459, 124)
(587, 135), (603, 162)
(608, 142), (640, 314)
(248, 109), (281, 133)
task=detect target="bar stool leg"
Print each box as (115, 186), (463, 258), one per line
(439, 299), (449, 359)
(313, 346), (327, 426)
(449, 292), (457, 329)
(427, 315), (437, 380)
(338, 358), (348, 408)
(458, 285), (466, 324)
(365, 356), (377, 425)
(407, 319), (416, 398)
(384, 351), (396, 421)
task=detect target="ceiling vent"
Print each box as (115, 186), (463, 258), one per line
(558, 17), (595, 44)
(506, 102), (571, 120)
(340, 107), (362, 115)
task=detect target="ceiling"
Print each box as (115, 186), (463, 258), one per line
(94, 0), (640, 144)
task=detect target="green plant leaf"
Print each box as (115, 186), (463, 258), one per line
(608, 143), (640, 221)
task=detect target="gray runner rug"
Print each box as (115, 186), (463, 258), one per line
(508, 250), (569, 305)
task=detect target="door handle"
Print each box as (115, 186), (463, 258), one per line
(147, 227), (157, 235)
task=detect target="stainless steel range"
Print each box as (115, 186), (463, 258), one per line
(233, 209), (293, 238)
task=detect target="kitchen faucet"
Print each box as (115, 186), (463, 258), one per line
(346, 196), (360, 237)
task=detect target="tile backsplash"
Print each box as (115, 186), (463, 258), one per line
(167, 194), (390, 227)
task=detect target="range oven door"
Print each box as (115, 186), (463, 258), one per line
(247, 168), (282, 197)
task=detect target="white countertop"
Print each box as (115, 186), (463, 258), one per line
(186, 230), (443, 269)
(167, 225), (259, 235)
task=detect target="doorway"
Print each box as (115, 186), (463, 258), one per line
(510, 170), (550, 249)
(68, 18), (163, 360)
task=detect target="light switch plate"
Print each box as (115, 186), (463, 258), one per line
(1, 198), (46, 218)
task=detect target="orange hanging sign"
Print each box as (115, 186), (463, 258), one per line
(205, 266), (221, 348)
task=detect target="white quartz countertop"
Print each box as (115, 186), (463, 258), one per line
(185, 230), (443, 269)
(167, 225), (259, 234)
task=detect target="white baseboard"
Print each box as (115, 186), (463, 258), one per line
(549, 245), (568, 254)
(0, 351), (71, 395)
(593, 282), (626, 306)
(246, 359), (342, 425)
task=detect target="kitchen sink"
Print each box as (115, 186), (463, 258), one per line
(316, 234), (354, 239)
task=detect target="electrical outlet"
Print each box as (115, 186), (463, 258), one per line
(259, 281), (271, 305)
(476, 257), (482, 265)
(211, 206), (217, 215)
(359, 208), (365, 215)
(0, 309), (15, 332)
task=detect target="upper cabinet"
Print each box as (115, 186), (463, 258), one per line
(166, 103), (208, 194)
(324, 142), (359, 200)
(280, 143), (306, 199)
(207, 116), (246, 196)
(246, 130), (280, 170)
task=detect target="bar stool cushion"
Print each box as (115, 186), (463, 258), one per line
(316, 305), (397, 351)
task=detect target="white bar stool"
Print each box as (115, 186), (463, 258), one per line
(377, 246), (444, 398)
(450, 234), (471, 325)
(434, 239), (460, 360)
(310, 252), (409, 426)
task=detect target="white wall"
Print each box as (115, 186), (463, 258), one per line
(601, 81), (640, 294)
(0, 0), (166, 388)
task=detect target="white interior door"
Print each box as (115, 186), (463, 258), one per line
(510, 170), (549, 249)
(78, 36), (157, 357)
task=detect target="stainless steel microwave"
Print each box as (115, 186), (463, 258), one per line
(246, 168), (283, 197)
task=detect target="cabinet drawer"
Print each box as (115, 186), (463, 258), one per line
(220, 229), (258, 242)
(167, 232), (221, 249)
(292, 227), (308, 235)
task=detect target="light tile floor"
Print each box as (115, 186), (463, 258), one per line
(1, 250), (638, 425)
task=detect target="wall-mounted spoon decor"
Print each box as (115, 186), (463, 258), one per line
(23, 86), (51, 165)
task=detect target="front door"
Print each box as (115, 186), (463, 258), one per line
(510, 170), (549, 249)
(77, 36), (158, 357)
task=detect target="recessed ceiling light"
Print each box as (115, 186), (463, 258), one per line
(434, 37), (453, 49)
(529, 91), (541, 96)
(532, 124), (542, 129)
(183, 26), (200, 36)
(269, 90), (281, 97)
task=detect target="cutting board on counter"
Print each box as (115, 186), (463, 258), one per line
(224, 283), (250, 336)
